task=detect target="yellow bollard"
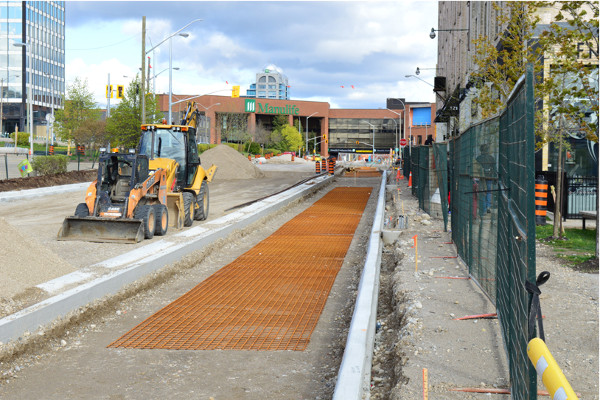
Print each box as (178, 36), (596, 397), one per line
(527, 337), (577, 399)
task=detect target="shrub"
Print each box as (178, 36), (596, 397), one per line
(246, 141), (262, 155)
(31, 155), (68, 176)
(265, 148), (281, 156)
(9, 132), (30, 147)
(223, 142), (240, 152)
(197, 144), (217, 154)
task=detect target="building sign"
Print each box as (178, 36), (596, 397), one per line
(329, 147), (389, 154)
(244, 99), (300, 115)
(245, 99), (256, 112)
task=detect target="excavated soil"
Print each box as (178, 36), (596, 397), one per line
(0, 170), (97, 192)
(200, 145), (265, 180)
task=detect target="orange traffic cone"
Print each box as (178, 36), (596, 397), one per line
(408, 172), (412, 188)
(396, 169), (401, 180)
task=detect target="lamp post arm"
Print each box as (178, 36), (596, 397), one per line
(171, 90), (230, 106)
(146, 18), (203, 54)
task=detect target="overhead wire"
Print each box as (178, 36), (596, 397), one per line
(67, 33), (140, 51)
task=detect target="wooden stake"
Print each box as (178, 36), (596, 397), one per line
(422, 368), (428, 400)
(413, 234), (418, 272)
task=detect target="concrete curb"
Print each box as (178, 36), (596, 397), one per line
(333, 170), (386, 399)
(0, 174), (333, 344)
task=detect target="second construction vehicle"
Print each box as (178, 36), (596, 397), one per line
(58, 102), (217, 243)
(138, 102), (217, 228)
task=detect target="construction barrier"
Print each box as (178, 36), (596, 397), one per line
(321, 158), (327, 172)
(315, 160), (321, 174)
(49, 145), (54, 155)
(535, 176), (548, 225)
(328, 157), (336, 175)
(527, 338), (577, 399)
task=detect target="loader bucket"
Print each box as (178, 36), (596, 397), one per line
(167, 192), (185, 229)
(57, 216), (145, 244)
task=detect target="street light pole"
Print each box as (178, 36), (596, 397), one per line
(168, 33), (189, 123)
(13, 41), (32, 156)
(360, 120), (376, 159)
(43, 72), (55, 153)
(386, 105), (404, 147)
(145, 19), (202, 124)
(0, 78), (3, 138)
(306, 112), (318, 157)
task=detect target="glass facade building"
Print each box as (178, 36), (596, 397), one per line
(246, 64), (290, 100)
(0, 1), (65, 135)
(328, 118), (397, 154)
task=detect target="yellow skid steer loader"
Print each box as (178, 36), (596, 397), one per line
(58, 151), (171, 243)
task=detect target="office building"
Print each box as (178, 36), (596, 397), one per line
(246, 65), (290, 100)
(0, 1), (65, 136)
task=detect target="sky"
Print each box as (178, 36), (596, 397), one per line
(65, 1), (440, 110)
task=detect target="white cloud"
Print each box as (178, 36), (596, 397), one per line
(65, 1), (439, 109)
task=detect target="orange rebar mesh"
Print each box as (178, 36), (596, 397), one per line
(108, 187), (372, 351)
(343, 168), (381, 177)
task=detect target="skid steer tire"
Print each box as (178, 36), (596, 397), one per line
(194, 180), (209, 221)
(74, 203), (89, 217)
(183, 192), (194, 227)
(154, 204), (169, 236)
(135, 205), (155, 240)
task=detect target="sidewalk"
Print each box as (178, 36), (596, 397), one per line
(547, 211), (597, 230)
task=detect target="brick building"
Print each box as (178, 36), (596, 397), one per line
(157, 94), (436, 158)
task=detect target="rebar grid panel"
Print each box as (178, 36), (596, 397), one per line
(343, 169), (382, 177)
(108, 187), (372, 351)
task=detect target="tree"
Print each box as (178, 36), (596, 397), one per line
(470, 2), (542, 118)
(471, 1), (599, 242)
(216, 112), (249, 143)
(54, 77), (102, 145)
(272, 114), (289, 132)
(74, 119), (106, 150)
(277, 124), (303, 152)
(534, 1), (599, 246)
(105, 76), (160, 148)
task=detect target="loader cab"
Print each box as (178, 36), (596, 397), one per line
(97, 153), (149, 202)
(139, 125), (200, 190)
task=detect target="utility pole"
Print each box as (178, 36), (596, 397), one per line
(141, 16), (146, 124)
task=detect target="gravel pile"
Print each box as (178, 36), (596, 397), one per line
(200, 145), (264, 181)
(0, 217), (75, 300)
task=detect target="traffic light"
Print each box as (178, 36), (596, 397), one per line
(105, 85), (113, 99)
(356, 141), (360, 144)
(116, 85), (125, 99)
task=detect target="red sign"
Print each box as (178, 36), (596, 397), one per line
(399, 138), (408, 146)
